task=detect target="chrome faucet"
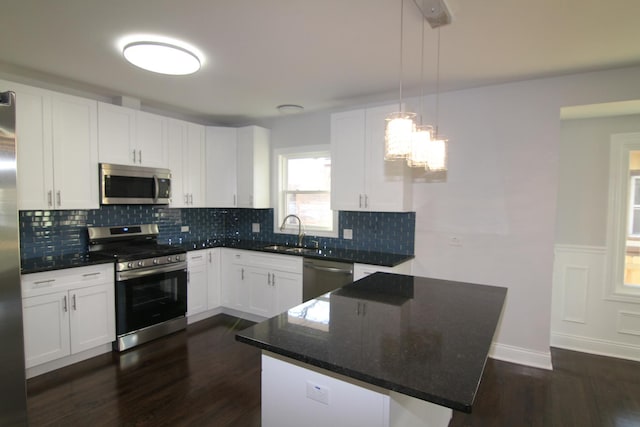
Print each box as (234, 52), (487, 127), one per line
(280, 214), (304, 247)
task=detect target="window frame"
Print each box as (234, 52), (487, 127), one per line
(273, 145), (338, 238)
(605, 132), (640, 301)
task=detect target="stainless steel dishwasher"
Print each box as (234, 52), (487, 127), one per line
(302, 258), (354, 301)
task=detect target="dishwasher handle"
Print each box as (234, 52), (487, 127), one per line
(304, 262), (353, 275)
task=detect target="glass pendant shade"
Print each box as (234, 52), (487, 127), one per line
(424, 137), (448, 171)
(408, 125), (432, 167)
(385, 112), (416, 160)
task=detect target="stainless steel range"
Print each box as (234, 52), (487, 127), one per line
(88, 224), (187, 351)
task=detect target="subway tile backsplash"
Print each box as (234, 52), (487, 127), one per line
(19, 207), (415, 262)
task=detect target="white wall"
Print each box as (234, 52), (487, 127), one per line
(268, 65), (640, 369)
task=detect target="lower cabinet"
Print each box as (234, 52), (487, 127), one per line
(21, 264), (115, 368)
(222, 249), (302, 318)
(187, 248), (221, 317)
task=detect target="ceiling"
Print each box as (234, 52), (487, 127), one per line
(2, 0), (640, 126)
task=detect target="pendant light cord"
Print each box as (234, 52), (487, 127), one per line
(435, 27), (441, 138)
(398, 0), (404, 113)
(419, 11), (425, 125)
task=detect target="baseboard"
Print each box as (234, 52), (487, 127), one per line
(551, 332), (640, 362)
(220, 307), (267, 324)
(489, 342), (553, 370)
(187, 307), (225, 324)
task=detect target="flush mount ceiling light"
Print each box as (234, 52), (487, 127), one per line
(122, 39), (202, 75)
(277, 104), (304, 114)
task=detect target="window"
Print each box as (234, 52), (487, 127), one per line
(275, 146), (337, 237)
(606, 133), (640, 300)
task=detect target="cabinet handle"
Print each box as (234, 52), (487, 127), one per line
(132, 149), (137, 163)
(184, 194), (189, 204)
(82, 272), (100, 278)
(189, 194), (193, 205)
(63, 295), (67, 312)
(359, 194), (363, 208)
(209, 252), (212, 263)
(139, 150), (142, 164)
(47, 190), (53, 207)
(267, 272), (271, 286)
(191, 255), (203, 260)
(365, 194), (369, 208)
(34, 279), (55, 287)
(72, 294), (77, 311)
(56, 191), (61, 207)
(272, 274), (275, 286)
(241, 268), (244, 280)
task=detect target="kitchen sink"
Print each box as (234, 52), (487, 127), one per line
(262, 245), (322, 256)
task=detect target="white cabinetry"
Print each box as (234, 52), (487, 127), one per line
(205, 126), (238, 207)
(353, 261), (413, 281)
(221, 249), (302, 318)
(168, 119), (206, 207)
(331, 104), (411, 212)
(0, 80), (99, 210)
(187, 249), (221, 317)
(21, 264), (115, 368)
(97, 102), (168, 168)
(236, 126), (270, 208)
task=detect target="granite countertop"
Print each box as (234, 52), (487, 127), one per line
(235, 272), (507, 413)
(21, 239), (413, 274)
(182, 239), (414, 267)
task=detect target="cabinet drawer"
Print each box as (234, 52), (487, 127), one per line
(22, 264), (114, 297)
(225, 249), (302, 274)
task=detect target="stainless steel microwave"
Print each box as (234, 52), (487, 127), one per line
(100, 163), (171, 205)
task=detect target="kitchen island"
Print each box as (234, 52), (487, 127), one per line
(236, 272), (507, 427)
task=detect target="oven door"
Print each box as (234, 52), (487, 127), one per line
(115, 263), (187, 336)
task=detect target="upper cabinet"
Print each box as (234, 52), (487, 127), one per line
(0, 80), (99, 210)
(97, 102), (168, 168)
(236, 125), (270, 209)
(205, 126), (238, 207)
(331, 104), (412, 212)
(168, 119), (205, 208)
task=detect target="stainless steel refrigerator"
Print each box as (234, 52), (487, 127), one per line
(0, 91), (28, 425)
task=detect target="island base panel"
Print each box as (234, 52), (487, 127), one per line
(261, 352), (452, 427)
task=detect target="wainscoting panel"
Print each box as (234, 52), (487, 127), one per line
(552, 244), (640, 362)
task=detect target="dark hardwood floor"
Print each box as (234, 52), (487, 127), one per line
(27, 315), (640, 426)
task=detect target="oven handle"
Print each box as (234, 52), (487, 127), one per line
(117, 262), (187, 281)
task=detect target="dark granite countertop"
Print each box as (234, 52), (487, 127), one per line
(236, 272), (507, 413)
(181, 239), (414, 267)
(21, 253), (115, 274)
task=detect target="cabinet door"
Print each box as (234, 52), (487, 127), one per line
(97, 102), (136, 165)
(69, 284), (115, 354)
(207, 249), (221, 309)
(51, 93), (98, 209)
(187, 251), (208, 316)
(272, 271), (302, 316)
(22, 291), (70, 368)
(236, 126), (270, 209)
(246, 266), (272, 317)
(168, 119), (187, 207)
(11, 84), (54, 210)
(330, 109), (366, 211)
(205, 126), (237, 207)
(364, 104), (411, 212)
(186, 123), (206, 207)
(136, 110), (168, 168)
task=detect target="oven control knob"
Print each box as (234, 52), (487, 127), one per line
(127, 262), (133, 269)
(153, 259), (159, 265)
(175, 255), (181, 261)
(167, 257), (172, 262)
(138, 261), (144, 267)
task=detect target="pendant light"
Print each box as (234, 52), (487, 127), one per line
(408, 9), (431, 168)
(424, 27), (448, 172)
(384, 0), (417, 160)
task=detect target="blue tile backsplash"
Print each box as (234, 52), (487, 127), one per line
(19, 207), (415, 262)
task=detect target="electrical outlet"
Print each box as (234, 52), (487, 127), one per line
(306, 381), (329, 405)
(180, 225), (189, 232)
(448, 236), (462, 247)
(343, 229), (353, 240)
(252, 223), (260, 233)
